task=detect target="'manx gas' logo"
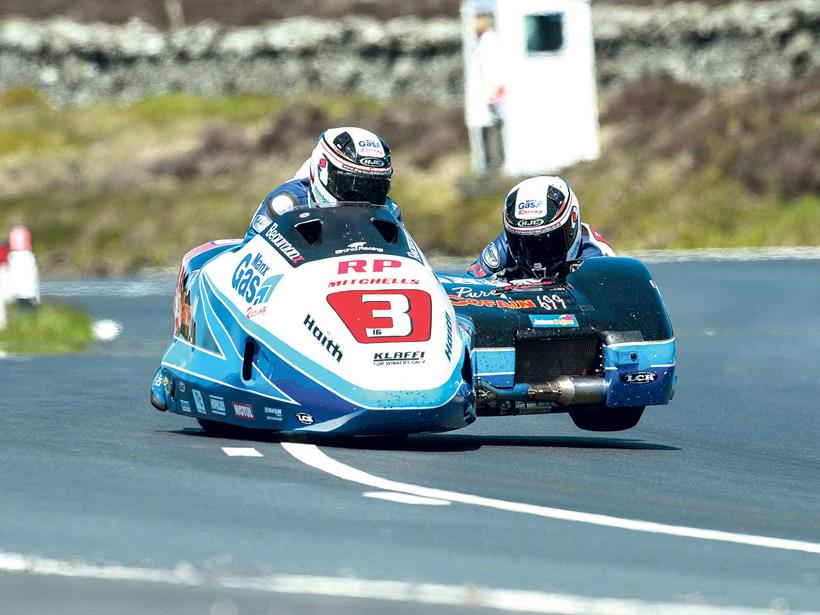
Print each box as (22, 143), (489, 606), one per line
(232, 253), (281, 307)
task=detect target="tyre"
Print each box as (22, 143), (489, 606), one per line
(568, 405), (645, 432)
(197, 418), (247, 438)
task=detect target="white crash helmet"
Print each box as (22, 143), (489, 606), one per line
(502, 176), (582, 276)
(308, 127), (393, 207)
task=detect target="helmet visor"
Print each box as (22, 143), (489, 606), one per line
(507, 227), (573, 274)
(326, 168), (391, 205)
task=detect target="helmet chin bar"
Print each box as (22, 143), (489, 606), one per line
(530, 262), (546, 278)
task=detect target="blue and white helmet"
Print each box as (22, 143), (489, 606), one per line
(502, 176), (582, 276)
(308, 127), (393, 208)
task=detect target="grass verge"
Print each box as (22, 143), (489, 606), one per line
(0, 302), (93, 354)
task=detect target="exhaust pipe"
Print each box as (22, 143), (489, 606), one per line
(477, 376), (607, 408)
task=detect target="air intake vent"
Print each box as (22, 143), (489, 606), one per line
(295, 219), (322, 245)
(371, 218), (399, 244)
(515, 337), (601, 383)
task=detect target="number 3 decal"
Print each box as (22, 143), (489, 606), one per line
(327, 290), (432, 343)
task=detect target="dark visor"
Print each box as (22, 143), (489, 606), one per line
(327, 168), (391, 205)
(507, 226), (573, 273)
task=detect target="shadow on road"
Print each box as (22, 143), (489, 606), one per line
(166, 428), (679, 452)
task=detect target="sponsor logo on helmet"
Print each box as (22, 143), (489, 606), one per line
(356, 139), (384, 157)
(360, 157), (386, 167)
(516, 199), (547, 220)
(517, 219), (545, 227)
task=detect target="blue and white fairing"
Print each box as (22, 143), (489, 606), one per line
(152, 205), (474, 435)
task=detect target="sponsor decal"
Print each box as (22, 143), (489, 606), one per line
(516, 199), (547, 220)
(299, 212), (311, 219)
(373, 351), (426, 366)
(264, 407), (283, 422)
(517, 219), (545, 227)
(337, 259), (401, 274)
(536, 294), (568, 311)
(252, 214), (272, 233)
(529, 314), (578, 328)
(178, 381), (186, 393)
(328, 290), (432, 344)
(233, 402), (255, 420)
(482, 243), (500, 269)
(296, 412), (315, 425)
(154, 374), (163, 388)
(304, 314), (343, 362)
(466, 262), (487, 278)
(444, 311), (453, 362)
(180, 400), (191, 413)
(162, 375), (171, 395)
(449, 296), (537, 310)
(192, 389), (206, 414)
(246, 305), (267, 319)
(209, 395), (227, 415)
(622, 371), (657, 384)
(360, 157), (385, 167)
(503, 280), (557, 291)
(263, 223), (305, 265)
(358, 139), (382, 149)
(334, 241), (384, 255)
(450, 286), (502, 300)
(232, 253), (280, 305)
(328, 277), (419, 288)
(406, 236), (423, 263)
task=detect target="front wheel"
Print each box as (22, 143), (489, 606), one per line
(568, 406), (645, 432)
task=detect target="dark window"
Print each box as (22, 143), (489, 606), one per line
(525, 13), (564, 54)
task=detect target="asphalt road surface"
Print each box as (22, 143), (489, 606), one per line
(1, 260), (819, 614)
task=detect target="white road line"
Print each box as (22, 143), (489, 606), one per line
(0, 551), (816, 614)
(92, 319), (122, 341)
(221, 447), (263, 458)
(281, 442), (820, 556)
(363, 491), (451, 506)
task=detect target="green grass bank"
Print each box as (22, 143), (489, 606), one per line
(0, 302), (93, 354)
(0, 74), (817, 276)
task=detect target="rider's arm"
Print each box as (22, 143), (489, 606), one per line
(578, 223), (616, 258)
(466, 232), (509, 278)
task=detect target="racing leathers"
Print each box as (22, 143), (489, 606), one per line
(244, 160), (401, 243)
(467, 223), (615, 279)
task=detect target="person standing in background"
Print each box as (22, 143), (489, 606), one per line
(466, 12), (506, 173)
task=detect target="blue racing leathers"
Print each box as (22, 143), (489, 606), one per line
(466, 223), (615, 278)
(244, 175), (402, 243)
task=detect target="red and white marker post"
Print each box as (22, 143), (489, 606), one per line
(7, 226), (40, 307)
(0, 241), (9, 330)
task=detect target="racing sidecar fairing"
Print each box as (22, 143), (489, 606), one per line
(438, 256), (676, 431)
(151, 204), (474, 435)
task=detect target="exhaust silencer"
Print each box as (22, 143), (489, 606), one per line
(477, 376), (607, 408)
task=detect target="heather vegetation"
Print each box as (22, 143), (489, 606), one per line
(0, 73), (817, 275)
(0, 302), (92, 353)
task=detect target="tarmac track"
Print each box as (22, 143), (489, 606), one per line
(1, 260), (819, 614)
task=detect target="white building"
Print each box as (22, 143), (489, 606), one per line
(462, 0), (600, 176)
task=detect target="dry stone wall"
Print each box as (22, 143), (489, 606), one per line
(0, 0), (816, 104)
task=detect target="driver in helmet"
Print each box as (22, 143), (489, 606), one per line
(467, 176), (614, 279)
(244, 127), (398, 242)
